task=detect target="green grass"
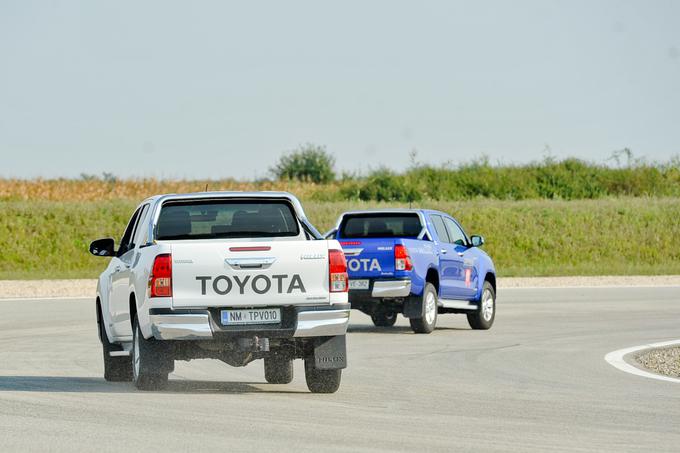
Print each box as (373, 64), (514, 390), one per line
(1, 197), (679, 280)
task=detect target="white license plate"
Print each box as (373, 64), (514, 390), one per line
(349, 279), (370, 290)
(221, 308), (281, 325)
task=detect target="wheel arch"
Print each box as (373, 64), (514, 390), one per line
(425, 267), (439, 293)
(484, 272), (496, 294)
(129, 292), (138, 332)
(96, 297), (102, 325)
(96, 297), (103, 342)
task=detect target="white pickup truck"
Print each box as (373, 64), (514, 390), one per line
(89, 192), (350, 393)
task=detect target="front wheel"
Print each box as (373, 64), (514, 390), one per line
(264, 354), (294, 384)
(99, 311), (132, 382)
(371, 309), (397, 327)
(467, 281), (496, 330)
(409, 283), (438, 334)
(132, 317), (171, 390)
(304, 359), (342, 393)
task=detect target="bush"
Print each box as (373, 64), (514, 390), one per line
(340, 168), (422, 202)
(333, 156), (680, 202)
(271, 144), (335, 184)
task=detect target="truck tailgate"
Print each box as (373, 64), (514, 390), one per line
(169, 240), (330, 308)
(341, 239), (397, 278)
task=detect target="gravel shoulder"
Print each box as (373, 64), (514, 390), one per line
(0, 279), (96, 299)
(1, 275), (679, 299)
(636, 347), (680, 379)
(499, 275), (680, 288)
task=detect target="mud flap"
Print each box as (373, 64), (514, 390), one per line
(402, 295), (422, 319)
(312, 335), (347, 370)
(147, 339), (175, 373)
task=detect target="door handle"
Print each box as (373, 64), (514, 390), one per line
(440, 249), (447, 255)
(457, 252), (464, 257)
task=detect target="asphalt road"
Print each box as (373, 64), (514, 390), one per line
(1, 287), (679, 452)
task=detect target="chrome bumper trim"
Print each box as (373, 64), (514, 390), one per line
(149, 314), (214, 340)
(371, 280), (411, 298)
(294, 308), (350, 337)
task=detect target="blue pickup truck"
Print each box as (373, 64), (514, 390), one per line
(326, 209), (496, 334)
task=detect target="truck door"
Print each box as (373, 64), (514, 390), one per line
(443, 217), (477, 299)
(109, 204), (147, 337)
(429, 214), (466, 300)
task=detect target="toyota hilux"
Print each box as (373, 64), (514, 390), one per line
(90, 192), (349, 392)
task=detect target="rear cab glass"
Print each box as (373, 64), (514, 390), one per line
(155, 199), (302, 240)
(339, 213), (423, 238)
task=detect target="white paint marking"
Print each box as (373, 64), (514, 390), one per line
(604, 339), (680, 384)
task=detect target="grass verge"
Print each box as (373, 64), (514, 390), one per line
(1, 197), (678, 279)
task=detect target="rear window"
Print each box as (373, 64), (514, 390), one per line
(156, 200), (300, 240)
(340, 214), (423, 238)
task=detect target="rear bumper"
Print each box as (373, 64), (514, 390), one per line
(294, 309), (351, 337)
(371, 279), (411, 298)
(149, 313), (213, 340)
(348, 278), (412, 303)
(148, 304), (350, 340)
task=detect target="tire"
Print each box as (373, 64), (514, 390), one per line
(98, 312), (133, 382)
(467, 281), (496, 330)
(264, 354), (294, 384)
(132, 316), (171, 391)
(371, 309), (397, 327)
(409, 283), (438, 334)
(304, 359), (342, 393)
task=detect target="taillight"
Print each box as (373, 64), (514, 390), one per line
(394, 244), (413, 271)
(329, 249), (348, 293)
(149, 254), (172, 297)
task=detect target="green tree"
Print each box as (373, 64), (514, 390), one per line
(271, 144), (336, 184)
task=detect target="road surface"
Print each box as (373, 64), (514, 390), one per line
(1, 287), (679, 452)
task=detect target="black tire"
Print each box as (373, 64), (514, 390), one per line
(304, 359), (342, 393)
(132, 316), (171, 391)
(98, 310), (133, 382)
(467, 281), (496, 330)
(264, 354), (294, 384)
(370, 309), (397, 327)
(409, 283), (438, 334)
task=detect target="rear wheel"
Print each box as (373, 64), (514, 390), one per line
(98, 310), (132, 382)
(264, 354), (294, 384)
(304, 359), (342, 393)
(371, 309), (397, 327)
(132, 317), (171, 390)
(409, 283), (438, 334)
(467, 281), (496, 330)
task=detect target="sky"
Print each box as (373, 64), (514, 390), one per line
(1, 0), (679, 180)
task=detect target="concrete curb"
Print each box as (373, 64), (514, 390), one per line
(1, 275), (679, 300)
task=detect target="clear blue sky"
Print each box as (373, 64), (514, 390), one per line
(1, 0), (679, 180)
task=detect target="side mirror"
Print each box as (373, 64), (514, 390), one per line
(470, 235), (485, 247)
(89, 238), (116, 257)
